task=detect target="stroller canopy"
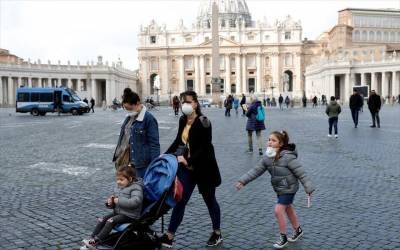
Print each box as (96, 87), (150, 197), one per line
(142, 154), (178, 213)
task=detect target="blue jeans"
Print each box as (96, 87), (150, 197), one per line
(168, 166), (221, 233)
(328, 117), (338, 135)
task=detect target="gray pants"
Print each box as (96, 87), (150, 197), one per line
(92, 213), (135, 241)
(370, 111), (380, 127)
(248, 130), (262, 152)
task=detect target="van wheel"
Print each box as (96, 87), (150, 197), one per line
(31, 109), (39, 116)
(39, 112), (46, 116)
(71, 109), (78, 115)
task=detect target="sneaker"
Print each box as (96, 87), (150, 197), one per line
(206, 231), (223, 247)
(273, 234), (288, 249)
(160, 234), (173, 248)
(370, 125), (376, 128)
(82, 239), (96, 250)
(327, 134), (332, 138)
(288, 226), (303, 242)
(334, 134), (338, 138)
(246, 149), (253, 154)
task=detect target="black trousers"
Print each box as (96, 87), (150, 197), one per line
(350, 108), (359, 126)
(92, 213), (136, 241)
(370, 110), (380, 127)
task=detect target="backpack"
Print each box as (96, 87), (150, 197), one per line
(256, 106), (265, 121)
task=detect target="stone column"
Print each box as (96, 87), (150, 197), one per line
(294, 52), (302, 96)
(58, 78), (62, 87)
(382, 72), (388, 98)
(225, 54), (231, 94)
(271, 52), (280, 97)
(350, 73), (356, 90)
(256, 53), (262, 94)
(242, 54), (247, 93)
(160, 55), (170, 96)
(17, 77), (22, 88)
(28, 78), (32, 88)
(0, 77), (3, 105)
(7, 77), (15, 106)
(235, 54), (242, 94)
(77, 79), (82, 92)
(178, 56), (185, 93)
(329, 74), (335, 98)
(393, 71), (399, 96)
(194, 55), (201, 94)
(371, 73), (377, 92)
(91, 79), (96, 101)
(344, 73), (350, 102)
(67, 78), (72, 89)
(199, 55), (206, 96)
(361, 73), (366, 86)
(106, 79), (112, 105)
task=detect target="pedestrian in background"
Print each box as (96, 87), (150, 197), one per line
(349, 89), (363, 128)
(326, 96), (341, 138)
(240, 93), (247, 116)
(278, 94), (284, 110)
(312, 96), (318, 108)
(224, 95), (233, 117)
(285, 96), (290, 109)
(233, 96), (240, 116)
(246, 96), (266, 155)
(90, 98), (95, 113)
(172, 95), (180, 116)
(236, 130), (315, 249)
(368, 90), (381, 128)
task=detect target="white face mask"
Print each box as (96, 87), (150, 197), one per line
(126, 110), (138, 116)
(181, 103), (194, 115)
(265, 147), (277, 158)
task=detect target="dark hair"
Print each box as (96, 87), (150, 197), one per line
(116, 165), (137, 182)
(180, 90), (202, 115)
(330, 96), (335, 101)
(122, 88), (140, 105)
(270, 130), (289, 147)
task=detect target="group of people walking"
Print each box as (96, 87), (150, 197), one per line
(81, 88), (314, 250)
(325, 89), (383, 138)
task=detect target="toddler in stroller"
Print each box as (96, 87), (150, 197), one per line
(81, 154), (181, 250)
(81, 165), (143, 249)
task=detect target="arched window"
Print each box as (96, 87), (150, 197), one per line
(361, 30), (367, 41)
(231, 84), (236, 94)
(206, 84), (211, 94)
(354, 30), (360, 41)
(265, 56), (270, 67)
(369, 31), (375, 41)
(283, 70), (293, 92)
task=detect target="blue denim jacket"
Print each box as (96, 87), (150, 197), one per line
(113, 105), (160, 169)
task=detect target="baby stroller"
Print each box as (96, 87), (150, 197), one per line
(93, 154), (182, 250)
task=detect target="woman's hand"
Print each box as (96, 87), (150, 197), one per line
(235, 182), (244, 190)
(177, 155), (188, 166)
(113, 198), (119, 204)
(107, 196), (114, 206)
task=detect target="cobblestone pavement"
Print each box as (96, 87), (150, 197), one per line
(0, 104), (399, 250)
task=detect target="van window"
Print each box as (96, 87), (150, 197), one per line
(63, 95), (72, 102)
(40, 93), (53, 102)
(17, 93), (30, 102)
(31, 93), (40, 102)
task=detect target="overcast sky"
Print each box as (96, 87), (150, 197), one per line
(0, 0), (398, 69)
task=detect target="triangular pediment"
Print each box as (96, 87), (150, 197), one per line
(198, 36), (241, 47)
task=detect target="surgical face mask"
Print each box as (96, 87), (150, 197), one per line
(181, 103), (194, 115)
(126, 110), (138, 116)
(265, 147), (277, 158)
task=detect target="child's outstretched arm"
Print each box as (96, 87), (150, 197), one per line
(237, 159), (268, 188)
(287, 159), (315, 194)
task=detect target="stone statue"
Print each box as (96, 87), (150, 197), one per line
(154, 75), (161, 90)
(283, 73), (290, 92)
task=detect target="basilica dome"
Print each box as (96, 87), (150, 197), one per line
(197, 0), (253, 28)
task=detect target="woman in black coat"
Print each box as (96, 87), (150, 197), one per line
(160, 90), (222, 248)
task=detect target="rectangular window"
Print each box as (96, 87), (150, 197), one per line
(248, 35), (254, 40)
(63, 95), (71, 102)
(150, 36), (156, 44)
(17, 93), (29, 102)
(40, 93), (53, 102)
(205, 37), (210, 42)
(230, 36), (235, 41)
(31, 93), (40, 102)
(285, 32), (291, 40)
(231, 72), (235, 75)
(185, 37), (192, 43)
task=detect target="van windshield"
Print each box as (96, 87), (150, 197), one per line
(66, 88), (81, 102)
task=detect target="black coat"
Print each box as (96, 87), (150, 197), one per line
(368, 94), (381, 112)
(349, 94), (363, 110)
(166, 115), (221, 192)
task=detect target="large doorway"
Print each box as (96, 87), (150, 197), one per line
(283, 70), (293, 92)
(248, 78), (255, 93)
(186, 79), (194, 91)
(150, 73), (158, 95)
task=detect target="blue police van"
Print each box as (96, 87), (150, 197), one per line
(16, 87), (89, 116)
